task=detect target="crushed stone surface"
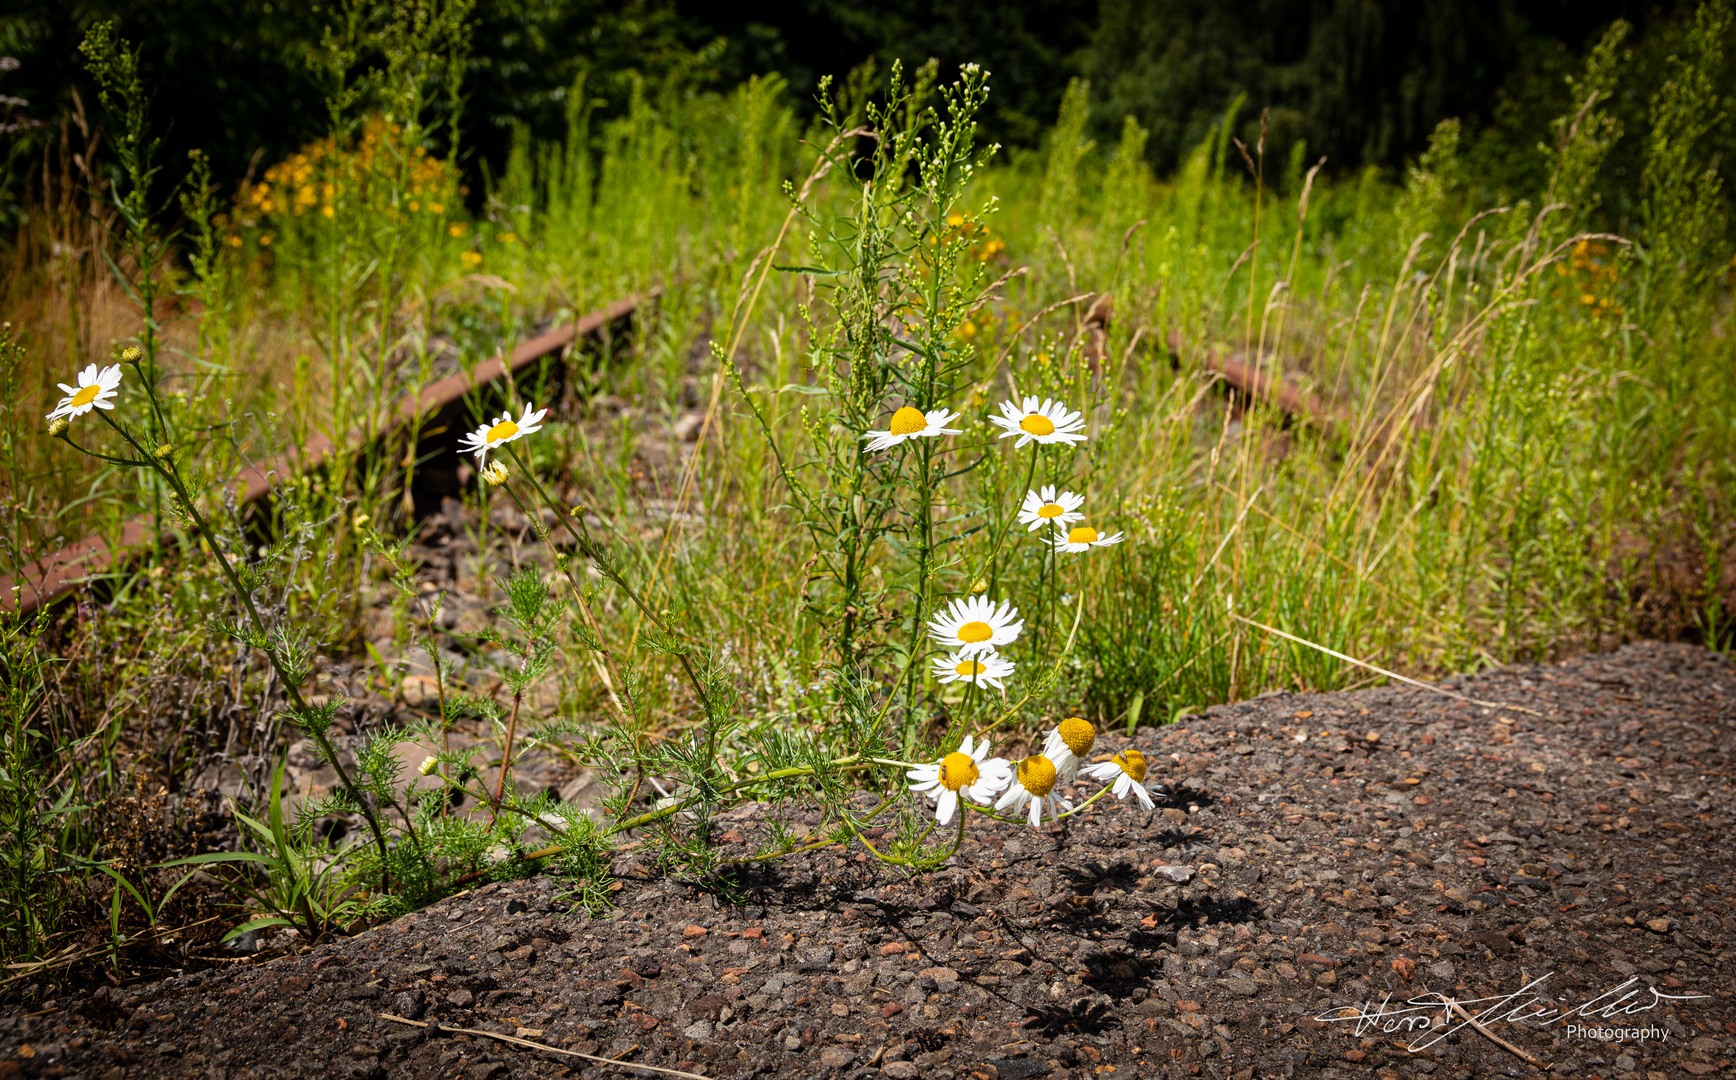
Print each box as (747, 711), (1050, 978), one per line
(2, 641), (1732, 1080)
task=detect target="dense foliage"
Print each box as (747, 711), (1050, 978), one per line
(4, 0), (1731, 230)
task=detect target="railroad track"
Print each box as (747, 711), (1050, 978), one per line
(1, 293), (648, 616)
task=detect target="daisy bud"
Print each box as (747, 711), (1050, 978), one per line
(117, 345), (143, 364)
(153, 443), (174, 460)
(972, 578), (987, 593)
(417, 756), (439, 776)
(569, 504), (587, 518)
(481, 461), (509, 486)
(46, 418), (69, 438)
(353, 514), (370, 530)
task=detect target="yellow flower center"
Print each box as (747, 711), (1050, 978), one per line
(1019, 413), (1056, 436)
(1066, 526), (1100, 545)
(953, 659), (986, 677)
(485, 419), (519, 443)
(69, 385), (102, 408)
(888, 406), (927, 436)
(938, 751), (979, 792)
(956, 620), (993, 644)
(1018, 755), (1058, 798)
(1037, 503), (1064, 518)
(1114, 750), (1148, 782)
(1058, 716), (1095, 756)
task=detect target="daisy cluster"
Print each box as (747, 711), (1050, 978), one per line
(864, 394), (1124, 694)
(907, 717), (1162, 827)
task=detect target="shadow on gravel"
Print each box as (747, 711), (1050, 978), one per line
(1021, 999), (1123, 1036)
(1129, 893), (1266, 942)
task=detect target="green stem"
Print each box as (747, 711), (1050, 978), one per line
(502, 445), (712, 714)
(97, 412), (397, 882)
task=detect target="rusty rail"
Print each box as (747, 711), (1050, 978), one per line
(2, 293), (647, 615)
(1169, 330), (1344, 435)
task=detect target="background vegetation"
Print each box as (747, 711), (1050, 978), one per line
(0, 0), (1731, 983)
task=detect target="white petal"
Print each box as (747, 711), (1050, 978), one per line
(936, 789), (958, 824)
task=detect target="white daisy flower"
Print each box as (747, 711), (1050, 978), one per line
(906, 734), (1013, 825)
(862, 406), (962, 453)
(987, 395), (1087, 448)
(995, 754), (1073, 827)
(45, 363), (123, 422)
(1081, 749), (1164, 810)
(458, 403), (547, 467)
(931, 649), (1015, 690)
(1049, 524), (1124, 553)
(1017, 485), (1085, 532)
(927, 595), (1023, 657)
(1042, 716), (1097, 782)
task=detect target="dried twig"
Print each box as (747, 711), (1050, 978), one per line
(1435, 996), (1548, 1069)
(1230, 614), (1542, 716)
(1, 914), (230, 988)
(378, 1013), (708, 1079)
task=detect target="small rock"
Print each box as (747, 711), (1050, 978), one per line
(884, 1062), (920, 1080)
(682, 1021), (713, 1040)
(1645, 917), (1672, 934)
(1391, 957), (1417, 981)
(881, 1002), (903, 1018)
(1426, 960), (1456, 982)
(1344, 1049), (1367, 1063)
(1219, 976), (1258, 996)
(820, 1046), (856, 1070)
(447, 988), (474, 1008)
(683, 925), (709, 939)
(1154, 865), (1195, 884)
(401, 674), (441, 707)
(1364, 731), (1380, 744)
(918, 966), (960, 991)
(673, 412), (705, 442)
(1614, 1053), (1637, 1073)
(1162, 808), (1189, 824)
(391, 990), (425, 1020)
(800, 946), (836, 971)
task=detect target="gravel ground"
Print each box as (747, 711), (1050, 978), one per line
(3, 641), (1732, 1080)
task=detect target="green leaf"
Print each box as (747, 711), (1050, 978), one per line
(155, 851), (278, 869)
(221, 916), (291, 942)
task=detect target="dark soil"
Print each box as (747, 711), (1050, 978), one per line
(3, 641), (1733, 1080)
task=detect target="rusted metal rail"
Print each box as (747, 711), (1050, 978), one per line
(1169, 330), (1343, 435)
(2, 293), (647, 615)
